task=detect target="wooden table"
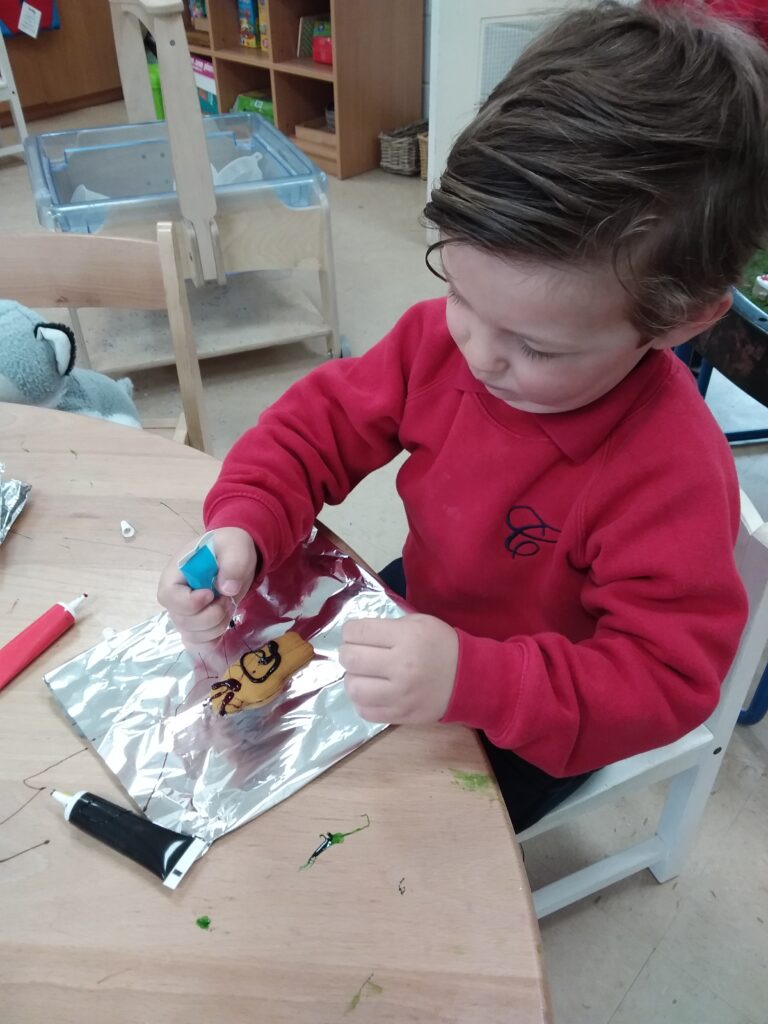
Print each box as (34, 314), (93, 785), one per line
(0, 405), (551, 1024)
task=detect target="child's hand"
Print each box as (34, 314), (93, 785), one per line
(340, 614), (459, 724)
(157, 526), (259, 649)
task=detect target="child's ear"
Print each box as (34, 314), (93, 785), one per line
(649, 292), (733, 351)
(34, 322), (77, 377)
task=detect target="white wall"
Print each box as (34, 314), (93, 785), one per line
(423, 0), (432, 118)
(426, 0), (600, 193)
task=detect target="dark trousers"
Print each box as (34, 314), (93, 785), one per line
(379, 557), (593, 833)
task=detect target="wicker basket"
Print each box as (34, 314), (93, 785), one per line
(417, 131), (428, 180)
(379, 120), (428, 176)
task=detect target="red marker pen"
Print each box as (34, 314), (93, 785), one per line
(0, 594), (88, 691)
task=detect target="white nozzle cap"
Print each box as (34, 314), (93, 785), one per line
(51, 789), (85, 821)
(61, 594), (88, 619)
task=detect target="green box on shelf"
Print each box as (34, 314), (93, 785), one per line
(232, 91), (274, 124)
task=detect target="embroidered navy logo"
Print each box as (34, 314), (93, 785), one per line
(505, 505), (561, 558)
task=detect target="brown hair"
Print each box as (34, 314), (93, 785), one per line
(424, 1), (768, 334)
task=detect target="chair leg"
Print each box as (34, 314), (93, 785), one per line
(68, 309), (92, 369)
(109, 4), (157, 123)
(649, 751), (723, 883)
(318, 194), (341, 358)
(0, 34), (27, 158)
(8, 81), (27, 146)
(696, 357), (714, 397)
(157, 222), (210, 453)
(738, 663), (768, 726)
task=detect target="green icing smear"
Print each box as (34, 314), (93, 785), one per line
(346, 973), (383, 1014)
(451, 769), (496, 796)
(300, 814), (371, 870)
(196, 915), (211, 930)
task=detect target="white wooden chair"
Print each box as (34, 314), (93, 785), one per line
(517, 489), (768, 918)
(0, 30), (27, 160)
(0, 222), (210, 452)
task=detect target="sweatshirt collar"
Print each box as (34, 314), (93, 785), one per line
(453, 348), (674, 463)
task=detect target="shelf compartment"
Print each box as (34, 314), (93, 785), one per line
(268, 0), (331, 62)
(272, 56), (333, 81)
(273, 70), (334, 155)
(215, 46), (271, 68)
(214, 57), (272, 115)
(208, 0), (269, 58)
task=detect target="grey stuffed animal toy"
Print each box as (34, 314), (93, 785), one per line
(0, 300), (141, 427)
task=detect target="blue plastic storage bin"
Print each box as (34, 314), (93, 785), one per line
(25, 113), (327, 234)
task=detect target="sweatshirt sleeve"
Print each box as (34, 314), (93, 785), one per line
(441, 447), (749, 777)
(203, 305), (425, 572)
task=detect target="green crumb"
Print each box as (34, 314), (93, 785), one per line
(451, 769), (496, 796)
(196, 915), (211, 930)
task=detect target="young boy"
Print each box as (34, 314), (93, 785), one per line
(158, 2), (768, 831)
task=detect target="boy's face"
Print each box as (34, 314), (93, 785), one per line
(441, 244), (663, 414)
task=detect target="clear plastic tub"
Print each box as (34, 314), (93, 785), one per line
(25, 113), (327, 234)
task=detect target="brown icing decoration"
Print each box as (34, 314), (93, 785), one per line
(208, 631), (314, 716)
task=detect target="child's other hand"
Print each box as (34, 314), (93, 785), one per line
(340, 614), (459, 724)
(157, 526), (259, 650)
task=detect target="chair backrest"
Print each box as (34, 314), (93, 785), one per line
(0, 233), (169, 310)
(0, 224), (209, 451)
(717, 491), (768, 733)
(518, 488), (768, 918)
(683, 490), (768, 746)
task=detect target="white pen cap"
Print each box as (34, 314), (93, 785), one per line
(51, 789), (86, 821)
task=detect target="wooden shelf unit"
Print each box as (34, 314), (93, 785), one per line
(1, 0), (122, 126)
(186, 0), (423, 179)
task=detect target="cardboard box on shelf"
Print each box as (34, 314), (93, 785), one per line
(257, 0), (269, 52)
(232, 90), (274, 124)
(192, 55), (218, 115)
(238, 0), (258, 48)
(311, 17), (332, 65)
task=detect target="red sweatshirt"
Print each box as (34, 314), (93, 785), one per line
(204, 300), (748, 776)
(651, 0), (768, 45)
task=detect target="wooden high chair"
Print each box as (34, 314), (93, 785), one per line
(106, 0), (341, 365)
(0, 30), (27, 160)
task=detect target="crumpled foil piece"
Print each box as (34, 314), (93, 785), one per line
(0, 462), (31, 545)
(45, 526), (405, 844)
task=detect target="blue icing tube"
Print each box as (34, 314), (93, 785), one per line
(178, 531), (219, 592)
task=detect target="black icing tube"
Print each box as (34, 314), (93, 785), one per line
(51, 790), (207, 889)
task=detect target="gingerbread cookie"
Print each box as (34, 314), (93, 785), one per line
(208, 631), (314, 716)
